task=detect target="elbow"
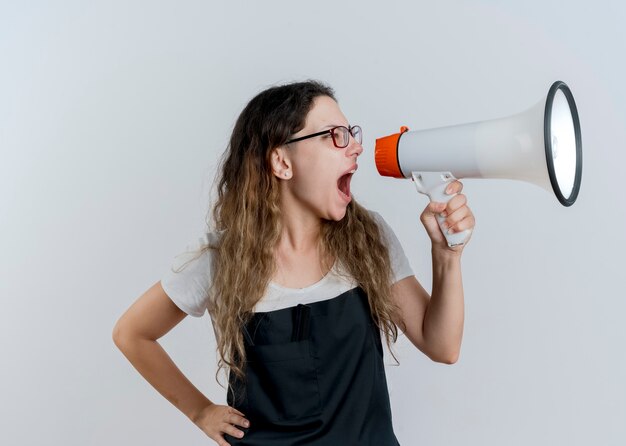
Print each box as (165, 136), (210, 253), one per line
(432, 350), (460, 365)
(441, 354), (459, 365)
(112, 320), (129, 350)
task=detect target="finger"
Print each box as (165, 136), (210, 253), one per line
(212, 433), (230, 446)
(228, 413), (250, 429)
(427, 201), (447, 216)
(442, 205), (470, 230)
(442, 194), (467, 217)
(230, 407), (246, 418)
(222, 422), (245, 440)
(445, 180), (463, 195)
(421, 203), (446, 226)
(448, 213), (476, 234)
(450, 216), (475, 234)
(224, 406), (249, 428)
(445, 205), (475, 232)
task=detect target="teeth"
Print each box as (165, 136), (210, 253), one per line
(348, 169), (356, 174)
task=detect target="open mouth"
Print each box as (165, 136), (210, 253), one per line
(337, 172), (353, 200)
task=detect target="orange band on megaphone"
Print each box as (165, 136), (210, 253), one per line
(375, 126), (409, 178)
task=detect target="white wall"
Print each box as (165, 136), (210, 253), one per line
(1, 1), (624, 445)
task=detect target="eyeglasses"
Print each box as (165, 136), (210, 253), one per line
(285, 125), (362, 149)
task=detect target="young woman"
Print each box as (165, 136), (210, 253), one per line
(113, 80), (475, 445)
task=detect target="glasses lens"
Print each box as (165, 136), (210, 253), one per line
(332, 126), (349, 148)
(351, 126), (362, 144)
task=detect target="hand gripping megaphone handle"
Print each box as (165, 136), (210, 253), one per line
(411, 171), (472, 248)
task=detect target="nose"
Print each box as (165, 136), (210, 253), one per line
(346, 135), (363, 158)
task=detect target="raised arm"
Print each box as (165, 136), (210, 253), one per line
(389, 179), (473, 364)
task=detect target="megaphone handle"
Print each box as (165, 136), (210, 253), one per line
(411, 172), (472, 248)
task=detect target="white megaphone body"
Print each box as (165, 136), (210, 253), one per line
(375, 80), (583, 248)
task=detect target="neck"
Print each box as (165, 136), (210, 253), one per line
(277, 210), (321, 254)
(273, 190), (337, 281)
(276, 187), (322, 254)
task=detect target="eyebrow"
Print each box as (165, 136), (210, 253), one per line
(319, 123), (347, 130)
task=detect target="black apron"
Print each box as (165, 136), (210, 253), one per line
(224, 286), (401, 445)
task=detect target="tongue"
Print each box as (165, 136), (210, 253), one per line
(338, 174), (351, 196)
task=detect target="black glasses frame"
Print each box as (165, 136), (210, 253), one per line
(285, 125), (362, 149)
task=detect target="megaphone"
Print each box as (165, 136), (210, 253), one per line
(375, 80), (582, 248)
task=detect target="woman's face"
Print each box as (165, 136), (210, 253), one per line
(272, 95), (363, 222)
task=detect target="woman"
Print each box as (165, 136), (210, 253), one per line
(112, 80), (475, 445)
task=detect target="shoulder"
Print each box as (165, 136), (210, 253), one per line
(365, 208), (381, 219)
(165, 230), (223, 278)
(364, 208), (394, 238)
(160, 229), (223, 318)
(362, 208), (414, 283)
(364, 208), (390, 226)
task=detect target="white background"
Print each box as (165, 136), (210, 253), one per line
(1, 1), (625, 445)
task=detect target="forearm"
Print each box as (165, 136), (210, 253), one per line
(115, 336), (213, 423)
(422, 250), (465, 363)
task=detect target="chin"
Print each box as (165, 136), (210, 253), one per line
(326, 206), (349, 222)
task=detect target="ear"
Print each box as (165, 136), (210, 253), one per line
(270, 146), (293, 179)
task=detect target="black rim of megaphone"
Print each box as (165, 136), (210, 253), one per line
(544, 80), (583, 207)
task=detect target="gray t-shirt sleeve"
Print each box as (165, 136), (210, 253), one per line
(160, 234), (214, 318)
(369, 210), (414, 284)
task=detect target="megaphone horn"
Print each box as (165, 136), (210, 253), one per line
(375, 80), (583, 248)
